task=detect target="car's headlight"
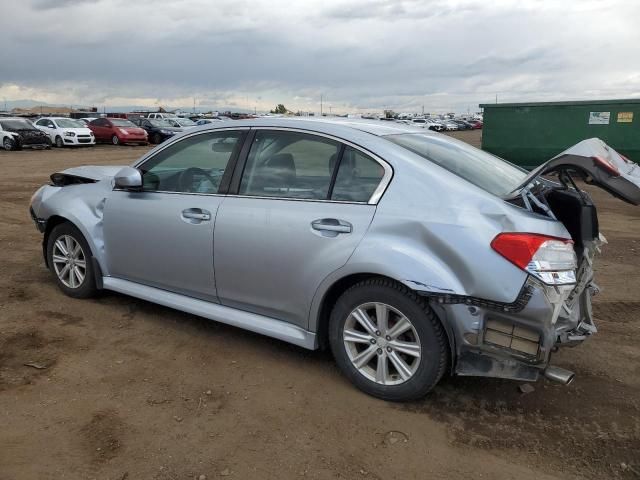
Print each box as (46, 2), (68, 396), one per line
(64, 131), (76, 137)
(89, 132), (94, 136)
(119, 129), (129, 135)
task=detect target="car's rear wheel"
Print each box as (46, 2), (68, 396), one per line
(112, 135), (120, 145)
(329, 278), (448, 401)
(46, 223), (97, 299)
(55, 136), (63, 148)
(2, 137), (13, 151)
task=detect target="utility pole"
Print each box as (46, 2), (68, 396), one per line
(422, 104), (424, 115)
(193, 97), (196, 114)
(495, 93), (498, 104)
(320, 94), (323, 116)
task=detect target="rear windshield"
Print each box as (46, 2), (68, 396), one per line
(111, 119), (135, 127)
(386, 133), (527, 196)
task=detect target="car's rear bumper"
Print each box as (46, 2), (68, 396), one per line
(430, 276), (597, 382)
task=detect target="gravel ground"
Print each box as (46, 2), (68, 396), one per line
(1, 131), (639, 479)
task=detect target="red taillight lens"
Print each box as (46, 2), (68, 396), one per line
(592, 155), (620, 176)
(491, 233), (552, 269)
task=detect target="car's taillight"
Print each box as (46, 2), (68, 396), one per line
(491, 233), (577, 285)
(592, 155), (620, 176)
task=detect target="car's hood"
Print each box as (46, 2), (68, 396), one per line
(56, 165), (127, 181)
(513, 138), (640, 205)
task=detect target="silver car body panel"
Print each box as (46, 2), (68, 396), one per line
(31, 117), (633, 381)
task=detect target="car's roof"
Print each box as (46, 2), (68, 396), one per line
(201, 117), (434, 138)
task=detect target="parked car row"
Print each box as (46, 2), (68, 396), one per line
(398, 117), (483, 132)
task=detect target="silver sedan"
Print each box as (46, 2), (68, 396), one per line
(30, 118), (640, 400)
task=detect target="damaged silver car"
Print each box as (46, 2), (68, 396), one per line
(30, 119), (640, 401)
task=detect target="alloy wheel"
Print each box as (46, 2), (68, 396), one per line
(51, 235), (87, 289)
(112, 135), (119, 145)
(343, 302), (421, 385)
(3, 138), (12, 150)
(55, 136), (63, 148)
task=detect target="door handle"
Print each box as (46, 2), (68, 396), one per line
(311, 218), (352, 234)
(181, 208), (211, 222)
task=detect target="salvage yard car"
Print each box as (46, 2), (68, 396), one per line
(34, 117), (96, 147)
(0, 117), (52, 150)
(133, 118), (183, 144)
(88, 117), (148, 146)
(29, 119), (640, 401)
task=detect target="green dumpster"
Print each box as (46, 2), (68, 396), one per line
(480, 99), (640, 169)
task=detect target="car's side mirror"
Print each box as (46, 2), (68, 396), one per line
(114, 167), (143, 190)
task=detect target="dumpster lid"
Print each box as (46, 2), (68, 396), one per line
(511, 138), (640, 205)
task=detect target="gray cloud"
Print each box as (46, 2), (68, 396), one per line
(1, 0), (639, 113)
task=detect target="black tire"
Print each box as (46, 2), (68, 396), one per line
(2, 137), (13, 151)
(152, 133), (162, 144)
(112, 135), (120, 145)
(55, 136), (63, 148)
(329, 278), (448, 401)
(46, 222), (98, 299)
(45, 138), (52, 150)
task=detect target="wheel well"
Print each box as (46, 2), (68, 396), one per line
(315, 274), (455, 360)
(42, 215), (70, 267)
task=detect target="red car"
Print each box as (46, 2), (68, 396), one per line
(88, 117), (148, 146)
(468, 120), (483, 129)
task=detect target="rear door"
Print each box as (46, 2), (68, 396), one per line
(90, 118), (109, 141)
(103, 128), (247, 301)
(213, 128), (391, 327)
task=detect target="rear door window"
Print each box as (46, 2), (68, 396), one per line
(239, 130), (340, 200)
(330, 147), (386, 202)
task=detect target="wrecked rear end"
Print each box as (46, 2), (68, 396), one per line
(378, 134), (640, 385)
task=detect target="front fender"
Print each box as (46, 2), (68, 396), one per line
(33, 182), (110, 273)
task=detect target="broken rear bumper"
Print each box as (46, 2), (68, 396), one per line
(427, 275), (597, 382)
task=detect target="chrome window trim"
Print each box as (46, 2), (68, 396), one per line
(247, 126), (394, 205)
(131, 125), (393, 205)
(110, 189), (371, 205)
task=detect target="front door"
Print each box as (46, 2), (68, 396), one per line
(214, 129), (388, 327)
(103, 129), (246, 301)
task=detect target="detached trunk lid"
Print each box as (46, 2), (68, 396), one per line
(513, 138), (640, 205)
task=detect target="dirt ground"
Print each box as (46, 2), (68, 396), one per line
(1, 130), (639, 480)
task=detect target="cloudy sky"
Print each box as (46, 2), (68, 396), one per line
(1, 0), (639, 113)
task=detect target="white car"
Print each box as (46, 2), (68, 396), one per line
(1, 125), (21, 151)
(34, 117), (96, 147)
(146, 113), (176, 120)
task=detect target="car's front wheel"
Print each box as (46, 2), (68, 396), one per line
(112, 135), (120, 145)
(55, 136), (63, 148)
(46, 223), (98, 299)
(329, 279), (448, 401)
(2, 137), (13, 151)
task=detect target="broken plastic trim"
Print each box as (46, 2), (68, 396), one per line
(417, 280), (535, 313)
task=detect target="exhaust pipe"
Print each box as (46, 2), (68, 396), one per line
(544, 365), (575, 385)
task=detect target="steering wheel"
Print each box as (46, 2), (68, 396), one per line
(177, 167), (219, 193)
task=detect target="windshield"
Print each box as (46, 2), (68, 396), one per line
(386, 133), (527, 196)
(56, 119), (84, 128)
(148, 119), (170, 127)
(1, 119), (34, 130)
(111, 119), (136, 127)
